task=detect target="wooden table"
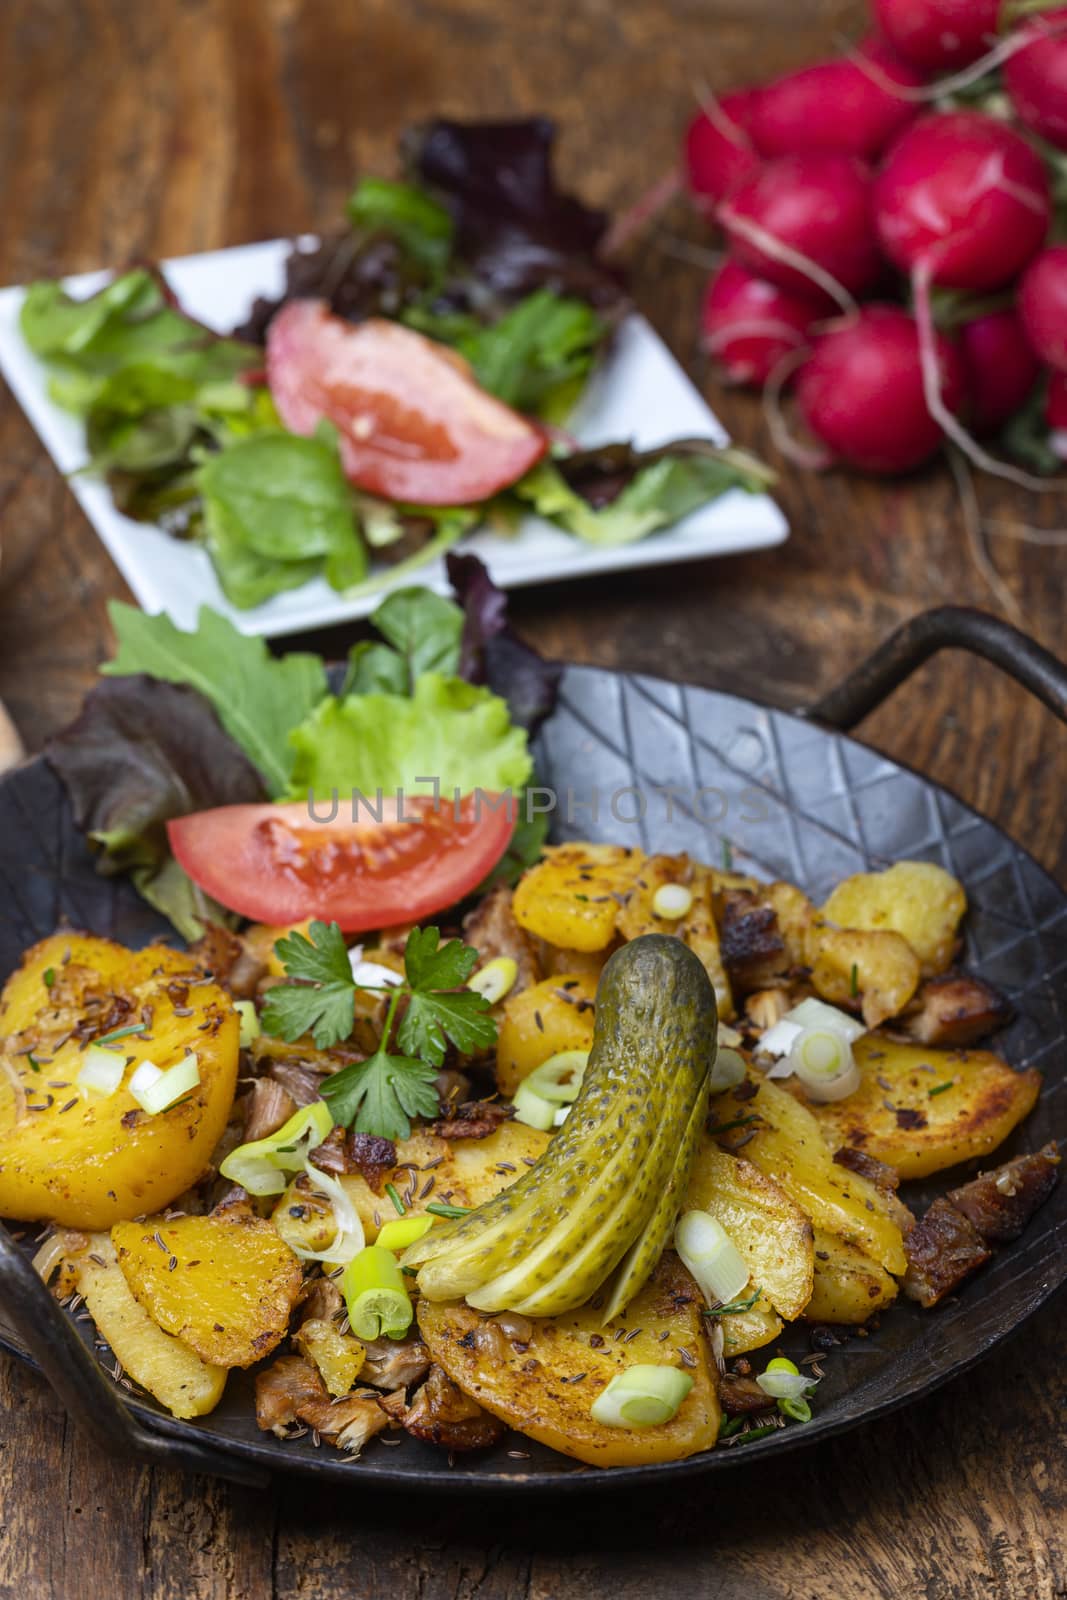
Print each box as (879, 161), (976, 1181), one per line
(0, 2), (1064, 1596)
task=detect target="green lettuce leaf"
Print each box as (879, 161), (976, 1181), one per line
(102, 602), (328, 796)
(286, 673), (532, 802)
(346, 176), (454, 274)
(341, 588), (464, 697)
(515, 440), (776, 546)
(456, 289), (606, 416)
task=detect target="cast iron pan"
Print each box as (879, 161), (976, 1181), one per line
(0, 606), (1064, 1491)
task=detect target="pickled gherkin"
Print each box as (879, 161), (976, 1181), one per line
(404, 935), (716, 1320)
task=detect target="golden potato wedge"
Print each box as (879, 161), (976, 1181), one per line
(538, 944), (613, 979)
(112, 1204), (302, 1368)
(418, 1252), (720, 1466)
(293, 1318), (365, 1397)
(77, 1235), (226, 1419)
(0, 934), (239, 1229)
(683, 1139), (814, 1320)
(512, 844), (645, 952)
(809, 1035), (1041, 1180)
(495, 973), (597, 1096)
(810, 923), (921, 1028)
(713, 1074), (908, 1275)
(324, 1122), (552, 1242)
(821, 861), (966, 976)
(616, 856), (734, 1019)
(805, 1227), (899, 1324)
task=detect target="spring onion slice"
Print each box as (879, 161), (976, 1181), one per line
(756, 1356), (815, 1401)
(708, 1046), (746, 1094)
(128, 1054), (201, 1115)
(292, 1164), (366, 1267)
(758, 997), (866, 1072)
(788, 1027), (861, 1102)
(234, 1000), (260, 1049)
(512, 1081), (557, 1131)
(76, 1044), (126, 1097)
(779, 1395), (812, 1423)
(651, 883), (693, 920)
(674, 1210), (750, 1307)
(219, 1101), (334, 1196)
(512, 1053), (589, 1130)
(590, 1365), (693, 1429)
(348, 946), (403, 989)
(467, 956), (519, 1006)
(343, 1244), (413, 1340)
(376, 1213), (435, 1252)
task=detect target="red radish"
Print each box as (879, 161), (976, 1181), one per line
(700, 260), (821, 386)
(267, 301), (545, 505)
(1018, 247), (1067, 373)
(959, 310), (1041, 435)
(795, 305), (965, 475)
(1004, 9), (1067, 152)
(871, 0), (1000, 71)
(750, 37), (925, 161)
(720, 153), (881, 310)
(875, 113), (1051, 292)
(684, 91), (762, 208)
(1048, 373), (1067, 460)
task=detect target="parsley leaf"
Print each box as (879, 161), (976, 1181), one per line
(259, 920), (355, 1048)
(321, 1048), (440, 1140)
(403, 925), (479, 990)
(399, 986), (496, 1068)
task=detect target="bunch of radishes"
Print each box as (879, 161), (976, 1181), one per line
(681, 1), (1067, 476)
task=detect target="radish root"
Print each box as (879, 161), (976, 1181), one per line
(948, 447), (1023, 623)
(719, 208), (859, 315)
(600, 168), (683, 261)
(838, 21), (1067, 105)
(762, 348), (831, 470)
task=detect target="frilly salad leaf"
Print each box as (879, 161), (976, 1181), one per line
(285, 673), (532, 804)
(45, 675), (267, 940)
(514, 439), (777, 546)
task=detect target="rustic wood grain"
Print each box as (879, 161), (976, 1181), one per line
(0, 1), (1065, 1596)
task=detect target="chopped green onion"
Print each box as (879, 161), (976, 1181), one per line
(26, 1054), (41, 1073)
(736, 1421), (780, 1444)
(928, 1079), (956, 1097)
(343, 1245), (413, 1340)
(234, 1000), (260, 1049)
(129, 1053), (201, 1116)
(426, 1202), (470, 1220)
(43, 968), (56, 989)
(385, 1182), (406, 1216)
(512, 1081), (557, 1130)
(778, 1395), (812, 1424)
(718, 1415), (747, 1440)
(76, 1045), (126, 1098)
(708, 1046), (747, 1095)
(652, 883), (693, 920)
(96, 1022), (149, 1048)
(756, 1356), (814, 1401)
(590, 1365), (693, 1428)
(219, 1101), (334, 1196)
(376, 1213), (435, 1252)
(513, 1052), (589, 1131)
(721, 841), (733, 871)
(467, 956), (518, 1006)
(675, 1210), (750, 1307)
(849, 961), (859, 997)
(706, 1113), (758, 1138)
(787, 1027), (861, 1102)
(293, 1164), (366, 1267)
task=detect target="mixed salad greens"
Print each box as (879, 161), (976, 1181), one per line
(20, 118), (773, 610)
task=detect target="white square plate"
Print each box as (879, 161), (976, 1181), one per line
(0, 239), (788, 636)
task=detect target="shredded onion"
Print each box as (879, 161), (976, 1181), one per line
(294, 1165), (366, 1268)
(675, 1210), (750, 1306)
(32, 1232), (68, 1285)
(220, 1101), (334, 1195)
(708, 1046), (747, 1094)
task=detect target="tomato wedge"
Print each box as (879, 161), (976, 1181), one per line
(167, 794), (514, 932)
(266, 301), (546, 505)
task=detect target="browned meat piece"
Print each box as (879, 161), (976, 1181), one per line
(902, 1198), (992, 1308)
(307, 1126), (350, 1176)
(254, 1356), (329, 1436)
(267, 1058), (327, 1106)
(242, 1078), (297, 1143)
(719, 891), (790, 996)
(360, 1334), (432, 1390)
(894, 974), (1013, 1048)
(833, 1146), (901, 1192)
(719, 1372), (776, 1416)
(348, 1132), (397, 1191)
(187, 924), (267, 998)
(463, 885), (541, 998)
(297, 1276), (344, 1325)
(744, 988), (795, 1033)
(947, 1143), (1060, 1243)
(401, 1366), (507, 1451)
(299, 1390), (400, 1453)
(430, 1099), (513, 1140)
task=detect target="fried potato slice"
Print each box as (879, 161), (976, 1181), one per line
(810, 924), (921, 1028)
(684, 1138), (814, 1320)
(418, 1252), (720, 1466)
(512, 844), (645, 952)
(77, 1235), (226, 1419)
(0, 934), (239, 1229)
(293, 1318), (365, 1397)
(616, 856), (734, 1019)
(805, 1227), (899, 1324)
(112, 1204), (302, 1368)
(713, 1073), (908, 1275)
(718, 1294), (784, 1359)
(809, 1036), (1041, 1180)
(821, 861), (966, 976)
(495, 973), (597, 1096)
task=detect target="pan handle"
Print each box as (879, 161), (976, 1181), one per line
(806, 606), (1067, 731)
(0, 1221), (269, 1486)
